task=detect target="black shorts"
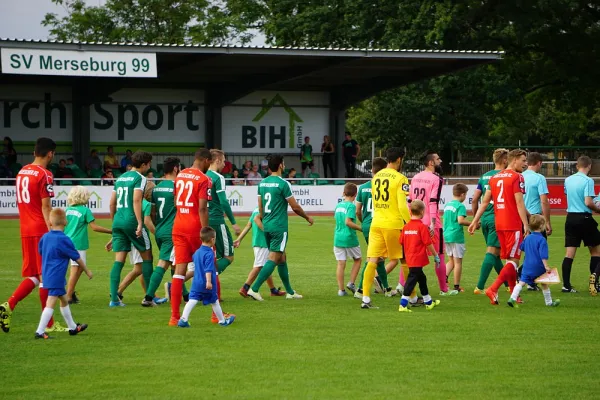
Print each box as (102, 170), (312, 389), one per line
(301, 161), (314, 170)
(565, 213), (600, 248)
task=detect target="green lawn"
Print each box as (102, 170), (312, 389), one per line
(0, 216), (597, 399)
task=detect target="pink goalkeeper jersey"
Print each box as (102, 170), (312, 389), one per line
(409, 171), (444, 228)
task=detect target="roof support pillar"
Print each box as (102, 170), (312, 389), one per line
(204, 91), (222, 150)
(329, 107), (346, 179)
(72, 82), (90, 168)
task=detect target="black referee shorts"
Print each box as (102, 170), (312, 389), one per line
(565, 212), (600, 248)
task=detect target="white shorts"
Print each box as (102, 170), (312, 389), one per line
(334, 246), (362, 261)
(253, 247), (269, 267)
(70, 250), (87, 266)
(445, 243), (466, 258)
(186, 262), (195, 272)
(130, 247), (143, 265)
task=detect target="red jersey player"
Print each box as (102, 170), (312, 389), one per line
(168, 149), (213, 326)
(469, 149), (529, 305)
(0, 138), (66, 333)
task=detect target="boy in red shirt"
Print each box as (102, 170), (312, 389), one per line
(398, 200), (441, 312)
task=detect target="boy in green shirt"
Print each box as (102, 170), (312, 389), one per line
(300, 136), (314, 177)
(443, 183), (470, 294)
(333, 183), (362, 296)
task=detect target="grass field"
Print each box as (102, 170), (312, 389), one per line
(0, 216), (597, 399)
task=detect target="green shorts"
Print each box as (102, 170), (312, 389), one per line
(265, 231), (288, 253)
(362, 223), (371, 244)
(112, 226), (151, 253)
(211, 222), (234, 259)
(156, 235), (174, 263)
(481, 217), (500, 248)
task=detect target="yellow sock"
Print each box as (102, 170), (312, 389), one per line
(401, 262), (417, 298)
(362, 262), (378, 299)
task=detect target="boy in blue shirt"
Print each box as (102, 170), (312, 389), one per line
(35, 209), (92, 339)
(507, 215), (560, 308)
(178, 227), (235, 327)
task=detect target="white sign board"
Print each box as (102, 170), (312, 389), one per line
(222, 91), (329, 154)
(1, 48), (157, 78)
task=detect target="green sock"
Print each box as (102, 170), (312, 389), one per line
(171, 268), (189, 296)
(376, 261), (389, 288)
(110, 261), (125, 302)
(477, 253), (496, 290)
(252, 260), (277, 292)
(142, 260), (153, 289)
(217, 258), (232, 274)
(277, 262), (294, 295)
(146, 267), (166, 298)
(357, 262), (368, 290)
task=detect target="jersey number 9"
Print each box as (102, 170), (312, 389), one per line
(373, 178), (390, 202)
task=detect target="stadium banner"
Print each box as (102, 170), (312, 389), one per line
(222, 91), (329, 154)
(1, 48), (157, 78)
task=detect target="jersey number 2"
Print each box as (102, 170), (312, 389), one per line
(264, 193), (272, 213)
(496, 180), (505, 203)
(176, 181), (194, 207)
(373, 178), (390, 202)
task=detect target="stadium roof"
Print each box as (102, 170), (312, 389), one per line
(0, 38), (503, 107)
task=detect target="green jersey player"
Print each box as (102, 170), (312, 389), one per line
(472, 148), (509, 293)
(247, 155), (314, 301)
(109, 151), (153, 307)
(207, 150), (241, 274)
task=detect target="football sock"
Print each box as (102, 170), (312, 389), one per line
(277, 262), (294, 295)
(454, 284), (460, 290)
(36, 307), (54, 335)
(216, 275), (222, 301)
(357, 262), (368, 290)
(561, 257), (573, 289)
(59, 305), (77, 330)
(376, 261), (389, 288)
(270, 287), (279, 294)
(251, 260), (276, 292)
(436, 256), (448, 292)
(145, 267), (166, 300)
(590, 256), (600, 275)
(362, 262), (377, 301)
(409, 295), (418, 304)
(400, 296), (410, 307)
(510, 284), (523, 301)
(542, 288), (552, 305)
(399, 264), (406, 286)
(181, 299), (198, 322)
(141, 260), (153, 290)
(39, 286), (54, 328)
(8, 276), (38, 310)
(211, 300), (225, 323)
(169, 269), (189, 296)
(110, 261), (125, 303)
(494, 256), (509, 287)
(243, 283), (250, 291)
(477, 253), (496, 290)
(423, 294), (432, 305)
(400, 263), (417, 297)
(170, 275), (184, 320)
(217, 258), (232, 274)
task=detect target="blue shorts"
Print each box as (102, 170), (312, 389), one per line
(190, 290), (218, 305)
(48, 288), (67, 297)
(520, 274), (539, 286)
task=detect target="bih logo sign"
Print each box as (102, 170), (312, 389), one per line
(241, 94), (303, 151)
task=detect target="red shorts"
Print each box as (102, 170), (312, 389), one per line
(21, 236), (43, 278)
(173, 234), (201, 265)
(498, 230), (523, 261)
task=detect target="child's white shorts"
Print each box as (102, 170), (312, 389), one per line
(253, 247), (269, 267)
(445, 243), (466, 258)
(70, 250), (87, 266)
(187, 262), (195, 272)
(130, 247), (143, 265)
(334, 246), (362, 261)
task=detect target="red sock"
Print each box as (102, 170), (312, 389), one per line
(506, 266), (518, 292)
(8, 278), (37, 310)
(39, 287), (54, 328)
(170, 277), (184, 320)
(490, 266), (510, 292)
(216, 275), (221, 301)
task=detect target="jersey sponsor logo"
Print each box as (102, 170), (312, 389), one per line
(118, 176), (135, 182)
(335, 207), (347, 214)
(65, 209), (82, 218)
(177, 173), (202, 180)
(404, 230), (418, 235)
(153, 187), (174, 192)
(260, 183), (280, 188)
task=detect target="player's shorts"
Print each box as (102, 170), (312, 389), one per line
(130, 247), (143, 265)
(481, 217), (501, 248)
(301, 160), (314, 170)
(70, 250), (87, 267)
(21, 236), (43, 277)
(187, 262), (195, 272)
(334, 246), (362, 261)
(190, 290), (218, 305)
(497, 230), (523, 261)
(173, 234), (202, 265)
(253, 247), (269, 267)
(366, 227), (403, 260)
(565, 212), (600, 248)
(156, 235), (175, 263)
(265, 231), (288, 253)
(213, 223), (234, 259)
(112, 226), (151, 253)
(48, 287), (67, 297)
(519, 273), (539, 286)
(445, 243), (466, 258)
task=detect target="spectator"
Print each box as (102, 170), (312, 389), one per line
(120, 149), (132, 172)
(3, 137), (17, 166)
(260, 156), (269, 173)
(56, 159), (74, 179)
(66, 157), (75, 166)
(222, 158), (233, 175)
(242, 160), (253, 178)
(321, 135), (335, 178)
(104, 146), (120, 171)
(102, 169), (115, 186)
(300, 136), (314, 177)
(147, 171), (155, 180)
(247, 164), (262, 185)
(126, 164), (133, 172)
(287, 168), (297, 184)
(86, 149), (103, 172)
(231, 170), (245, 186)
(342, 132), (360, 178)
